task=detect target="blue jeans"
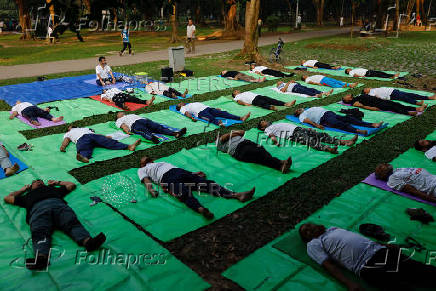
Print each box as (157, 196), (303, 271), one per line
(131, 119), (176, 141)
(320, 77), (348, 88)
(21, 106), (53, 122)
(292, 83), (322, 96)
(198, 107), (241, 126)
(76, 134), (128, 159)
(320, 111), (373, 133)
(390, 89), (428, 105)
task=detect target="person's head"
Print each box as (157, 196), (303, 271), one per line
(232, 90), (240, 98)
(299, 223), (326, 243)
(294, 108), (304, 117)
(220, 70), (227, 76)
(301, 75), (308, 81)
(300, 60), (306, 65)
(15, 100), (21, 105)
(414, 140), (435, 152)
(30, 179), (45, 191)
(140, 156), (154, 167)
(363, 88), (371, 94)
(188, 19), (193, 26)
(176, 102), (186, 111)
(116, 112), (125, 119)
(250, 63), (256, 70)
(375, 163), (394, 181)
(98, 56), (107, 66)
(257, 119), (271, 131)
(342, 94), (354, 104)
(67, 125), (76, 132)
(276, 81), (284, 87)
(345, 68), (352, 74)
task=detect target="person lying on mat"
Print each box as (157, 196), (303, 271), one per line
(345, 68), (400, 79)
(116, 112), (187, 144)
(216, 130), (292, 173)
(294, 107), (383, 135)
(415, 140), (436, 161)
(0, 142), (19, 176)
(100, 88), (155, 110)
(299, 223), (436, 291)
(301, 75), (358, 88)
(220, 70), (266, 83)
(249, 63), (294, 78)
(4, 179), (106, 270)
(96, 56), (116, 86)
(375, 164), (436, 203)
(300, 60), (341, 70)
(145, 81), (188, 99)
(232, 90), (295, 110)
(176, 102), (251, 127)
(257, 120), (358, 154)
(60, 126), (141, 163)
(138, 156), (255, 220)
(342, 94), (427, 116)
(9, 101), (64, 126)
(276, 80), (333, 98)
(363, 87), (436, 105)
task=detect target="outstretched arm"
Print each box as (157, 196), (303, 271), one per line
(219, 130), (245, 143)
(184, 112), (197, 122)
(4, 184), (31, 204)
(322, 260), (363, 291)
(142, 177), (159, 197)
(268, 134), (280, 146)
(48, 180), (76, 193)
(353, 102), (380, 111)
(120, 124), (132, 135)
(303, 118), (324, 130)
(402, 184), (436, 203)
(281, 81), (295, 92)
(9, 111), (18, 119)
(237, 100), (252, 106)
(60, 137), (71, 152)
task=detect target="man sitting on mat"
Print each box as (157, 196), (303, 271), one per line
(176, 102), (251, 127)
(220, 70), (266, 83)
(277, 80), (333, 98)
(415, 140), (436, 161)
(138, 156), (256, 220)
(342, 94), (427, 116)
(145, 81), (188, 99)
(116, 112), (186, 144)
(100, 88), (155, 110)
(363, 87), (436, 105)
(375, 164), (436, 203)
(257, 120), (358, 154)
(299, 223), (436, 291)
(60, 126), (141, 163)
(345, 68), (400, 79)
(301, 75), (358, 88)
(0, 142), (19, 176)
(9, 101), (64, 126)
(300, 60), (341, 70)
(96, 56), (116, 86)
(4, 179), (106, 270)
(294, 107), (383, 136)
(216, 130), (292, 173)
(232, 90), (295, 110)
(249, 63), (294, 78)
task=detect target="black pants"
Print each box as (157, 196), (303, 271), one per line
(261, 69), (293, 78)
(121, 42), (132, 54)
(360, 248), (436, 290)
(112, 93), (148, 108)
(320, 111), (373, 133)
(163, 87), (182, 98)
(22, 106), (53, 122)
(233, 140), (282, 170)
(375, 100), (416, 115)
(365, 70), (394, 78)
(160, 168), (234, 212)
(252, 95), (285, 109)
(314, 62), (334, 69)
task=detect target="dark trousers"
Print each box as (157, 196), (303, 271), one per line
(314, 62), (334, 69)
(198, 107), (241, 126)
(233, 140), (282, 170)
(163, 87), (183, 98)
(161, 168), (234, 211)
(131, 119), (176, 141)
(76, 134), (128, 159)
(112, 93), (148, 108)
(360, 248), (436, 290)
(292, 83), (322, 96)
(29, 198), (90, 256)
(375, 100), (416, 115)
(366, 70), (394, 78)
(22, 106), (53, 122)
(252, 95), (285, 109)
(320, 111), (373, 133)
(391, 89), (428, 104)
(96, 77), (113, 86)
(261, 69), (293, 78)
(121, 42), (132, 54)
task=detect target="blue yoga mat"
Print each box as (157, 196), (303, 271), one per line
(169, 105), (243, 127)
(285, 114), (388, 136)
(0, 152), (28, 179)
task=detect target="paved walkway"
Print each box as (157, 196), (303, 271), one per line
(0, 27), (352, 80)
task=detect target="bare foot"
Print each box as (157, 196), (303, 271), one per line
(372, 122), (383, 128)
(408, 111), (418, 116)
(327, 146), (338, 154)
(198, 207), (214, 220)
(285, 100), (296, 107)
(175, 127), (187, 138)
(5, 163), (20, 176)
(416, 104), (427, 112)
(333, 66), (341, 69)
(342, 134), (358, 146)
(350, 82), (358, 88)
(270, 105), (278, 111)
(429, 94), (436, 100)
(392, 73), (400, 78)
(416, 100), (424, 106)
(146, 96), (155, 106)
(281, 156), (293, 173)
(30, 120), (41, 126)
(128, 139), (142, 151)
(241, 112), (251, 122)
(52, 116), (64, 123)
(76, 153), (90, 163)
(237, 187), (256, 202)
(324, 89), (334, 96)
(357, 129), (368, 135)
(315, 93), (323, 98)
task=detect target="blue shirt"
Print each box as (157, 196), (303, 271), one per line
(122, 29), (129, 43)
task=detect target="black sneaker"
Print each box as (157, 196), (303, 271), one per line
(84, 233), (106, 252)
(26, 255), (49, 270)
(406, 208), (434, 224)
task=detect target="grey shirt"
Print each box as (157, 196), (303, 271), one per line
(216, 135), (245, 156)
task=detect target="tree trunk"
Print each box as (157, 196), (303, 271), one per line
(394, 0), (400, 29)
(83, 0), (91, 14)
(313, 0), (325, 25)
(239, 0), (261, 61)
(376, 0), (384, 29)
(224, 0), (238, 32)
(351, 1), (356, 38)
(170, 2), (178, 43)
(406, 0), (416, 19)
(15, 0), (32, 39)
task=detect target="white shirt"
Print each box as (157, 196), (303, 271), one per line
(303, 60), (318, 67)
(425, 146), (436, 161)
(277, 82), (297, 92)
(11, 102), (33, 115)
(115, 114), (143, 130)
(101, 88), (122, 101)
(368, 87), (395, 100)
(145, 82), (169, 95)
(187, 24), (196, 38)
(234, 92), (257, 104)
(388, 168), (436, 197)
(64, 128), (94, 143)
(349, 68), (368, 77)
(305, 75), (325, 84)
(251, 66), (268, 73)
(137, 162), (177, 184)
(299, 107), (328, 124)
(265, 123), (298, 138)
(180, 102), (208, 117)
(96, 64), (112, 80)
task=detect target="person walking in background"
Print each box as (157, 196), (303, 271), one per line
(119, 24), (133, 56)
(186, 19), (196, 53)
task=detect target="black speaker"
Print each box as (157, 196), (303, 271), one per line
(161, 67), (174, 82)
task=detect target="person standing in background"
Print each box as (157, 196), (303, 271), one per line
(186, 19), (196, 53)
(119, 24), (133, 56)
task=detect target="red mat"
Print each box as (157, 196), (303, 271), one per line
(89, 95), (149, 111)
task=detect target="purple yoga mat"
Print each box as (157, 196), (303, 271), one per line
(362, 173), (436, 207)
(12, 113), (66, 129)
(338, 101), (423, 115)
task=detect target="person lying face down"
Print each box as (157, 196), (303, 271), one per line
(249, 63), (294, 78)
(375, 163), (436, 203)
(100, 88), (155, 110)
(138, 156), (256, 220)
(300, 59), (341, 70)
(232, 89), (295, 111)
(342, 94), (427, 116)
(9, 101), (64, 126)
(345, 68), (399, 79)
(276, 80), (333, 98)
(220, 70), (266, 83)
(299, 223), (436, 291)
(301, 74), (358, 88)
(362, 87), (436, 105)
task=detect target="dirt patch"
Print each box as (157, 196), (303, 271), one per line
(305, 43), (374, 51)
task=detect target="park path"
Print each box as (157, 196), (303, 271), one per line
(0, 27), (351, 80)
